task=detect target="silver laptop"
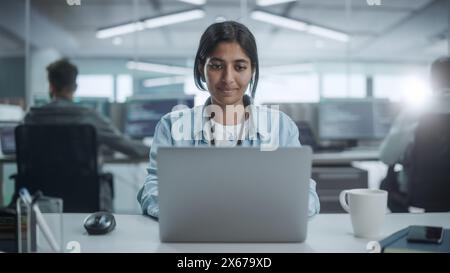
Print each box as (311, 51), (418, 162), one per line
(158, 146), (312, 242)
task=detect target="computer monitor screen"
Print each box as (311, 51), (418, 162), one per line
(33, 97), (49, 107)
(124, 97), (194, 139)
(372, 100), (398, 139)
(73, 97), (110, 117)
(34, 97), (110, 117)
(318, 99), (396, 140)
(0, 123), (18, 155)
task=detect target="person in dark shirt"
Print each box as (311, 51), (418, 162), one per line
(379, 57), (450, 212)
(24, 58), (149, 158)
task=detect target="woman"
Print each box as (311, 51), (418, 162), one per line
(137, 21), (320, 218)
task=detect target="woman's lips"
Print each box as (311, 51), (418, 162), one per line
(217, 88), (238, 95)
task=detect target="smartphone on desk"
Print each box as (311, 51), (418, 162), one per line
(407, 225), (444, 244)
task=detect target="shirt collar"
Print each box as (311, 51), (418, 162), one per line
(192, 95), (271, 141)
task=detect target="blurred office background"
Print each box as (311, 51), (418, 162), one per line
(0, 0), (449, 213)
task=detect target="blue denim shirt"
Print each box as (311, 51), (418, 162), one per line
(137, 98), (320, 218)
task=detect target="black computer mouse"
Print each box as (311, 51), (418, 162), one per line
(83, 211), (116, 235)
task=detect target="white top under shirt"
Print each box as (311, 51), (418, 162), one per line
(210, 119), (249, 147)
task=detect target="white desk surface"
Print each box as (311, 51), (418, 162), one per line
(312, 150), (379, 165)
(61, 212), (450, 253)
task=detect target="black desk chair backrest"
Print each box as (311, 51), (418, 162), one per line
(13, 124), (100, 213)
(407, 114), (450, 212)
(295, 121), (318, 150)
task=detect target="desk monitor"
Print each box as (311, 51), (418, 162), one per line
(73, 97), (110, 118)
(372, 99), (399, 139)
(33, 97), (49, 107)
(318, 99), (396, 141)
(124, 97), (194, 139)
(0, 122), (18, 155)
(34, 97), (111, 118)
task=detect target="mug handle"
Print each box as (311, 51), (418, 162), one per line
(339, 190), (350, 213)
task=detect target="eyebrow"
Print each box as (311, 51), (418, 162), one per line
(209, 57), (249, 64)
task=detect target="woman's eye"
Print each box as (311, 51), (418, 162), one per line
(236, 65), (247, 71)
(209, 64), (222, 70)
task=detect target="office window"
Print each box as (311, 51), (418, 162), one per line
(373, 75), (405, 101)
(256, 74), (320, 104)
(322, 74), (366, 98)
(76, 75), (114, 100)
(374, 74), (431, 108)
(116, 74), (133, 103)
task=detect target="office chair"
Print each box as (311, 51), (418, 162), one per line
(379, 165), (409, 212)
(295, 121), (345, 152)
(11, 124), (113, 213)
(295, 121), (318, 150)
(406, 114), (450, 212)
(381, 114), (450, 212)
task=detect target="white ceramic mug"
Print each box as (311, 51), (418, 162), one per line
(339, 189), (388, 238)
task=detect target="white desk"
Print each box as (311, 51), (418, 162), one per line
(60, 212), (450, 253)
(312, 150), (379, 166)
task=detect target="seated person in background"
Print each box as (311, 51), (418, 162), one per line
(23, 58), (149, 159)
(379, 56), (450, 211)
(137, 21), (320, 219)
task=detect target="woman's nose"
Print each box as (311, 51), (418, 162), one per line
(221, 66), (235, 84)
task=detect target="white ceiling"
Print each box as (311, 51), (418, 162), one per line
(0, 0), (448, 65)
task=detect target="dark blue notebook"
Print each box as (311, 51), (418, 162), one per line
(380, 226), (450, 253)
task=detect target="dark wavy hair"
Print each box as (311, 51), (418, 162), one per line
(194, 21), (259, 99)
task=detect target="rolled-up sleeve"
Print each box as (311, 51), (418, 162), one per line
(137, 117), (172, 218)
